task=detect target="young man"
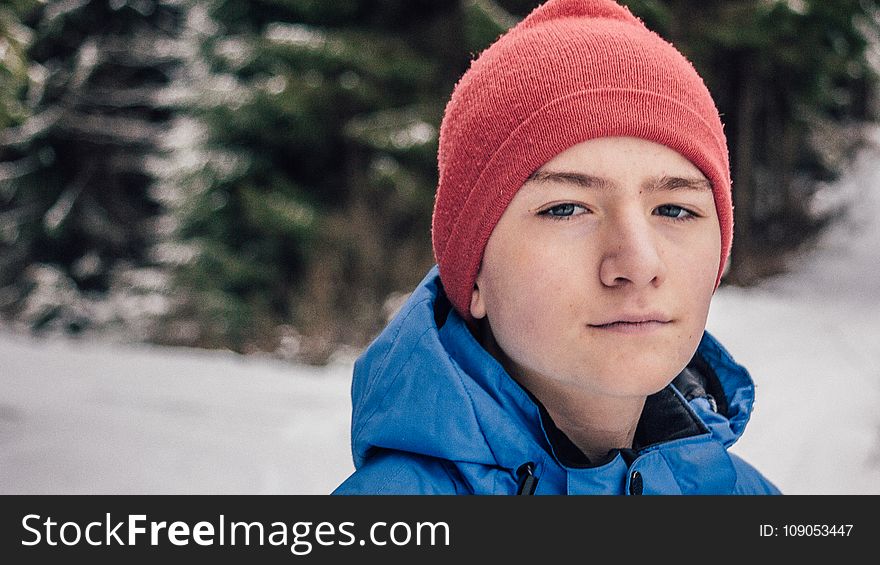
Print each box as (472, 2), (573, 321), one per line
(333, 0), (780, 494)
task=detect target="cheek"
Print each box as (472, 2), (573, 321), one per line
(672, 230), (720, 333)
(481, 240), (577, 339)
(484, 235), (583, 309)
(482, 250), (545, 329)
(696, 229), (723, 294)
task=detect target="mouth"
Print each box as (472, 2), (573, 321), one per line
(588, 314), (672, 335)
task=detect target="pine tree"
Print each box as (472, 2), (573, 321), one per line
(0, 0), (38, 278)
(0, 0), (184, 337)
(0, 0), (36, 129)
(167, 0), (519, 362)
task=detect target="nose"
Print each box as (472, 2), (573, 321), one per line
(598, 212), (667, 289)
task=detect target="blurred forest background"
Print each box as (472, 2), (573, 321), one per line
(1, 0), (878, 365)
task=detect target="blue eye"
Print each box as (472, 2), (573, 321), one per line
(655, 205), (695, 220)
(540, 203), (583, 219)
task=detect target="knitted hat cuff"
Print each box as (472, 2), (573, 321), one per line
(435, 88), (733, 320)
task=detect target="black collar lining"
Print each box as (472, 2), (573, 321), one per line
(538, 360), (716, 469)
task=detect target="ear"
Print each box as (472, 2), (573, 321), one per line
(469, 277), (487, 320)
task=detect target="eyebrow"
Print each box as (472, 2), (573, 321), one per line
(650, 175), (712, 193)
(526, 170), (712, 193)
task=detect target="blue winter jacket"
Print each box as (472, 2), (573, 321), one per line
(333, 266), (780, 495)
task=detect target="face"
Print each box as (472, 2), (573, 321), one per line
(470, 136), (722, 400)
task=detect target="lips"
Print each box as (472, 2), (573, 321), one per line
(590, 312), (672, 326)
(588, 313), (672, 334)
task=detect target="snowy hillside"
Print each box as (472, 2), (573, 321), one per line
(2, 130), (880, 495)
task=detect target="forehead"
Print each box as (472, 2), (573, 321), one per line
(529, 136), (709, 187)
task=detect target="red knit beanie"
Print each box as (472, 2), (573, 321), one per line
(431, 0), (733, 320)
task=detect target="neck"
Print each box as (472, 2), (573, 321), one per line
(473, 317), (647, 462)
(539, 387), (645, 462)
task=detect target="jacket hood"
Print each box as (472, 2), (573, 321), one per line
(348, 266), (756, 474)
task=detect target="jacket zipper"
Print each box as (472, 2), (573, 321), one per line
(516, 462), (539, 495)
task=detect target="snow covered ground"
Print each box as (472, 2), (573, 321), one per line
(2, 133), (879, 495)
(711, 128), (880, 495)
(0, 337), (356, 494)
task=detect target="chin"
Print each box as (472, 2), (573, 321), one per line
(590, 361), (682, 397)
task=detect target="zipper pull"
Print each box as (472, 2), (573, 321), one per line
(516, 462), (539, 495)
